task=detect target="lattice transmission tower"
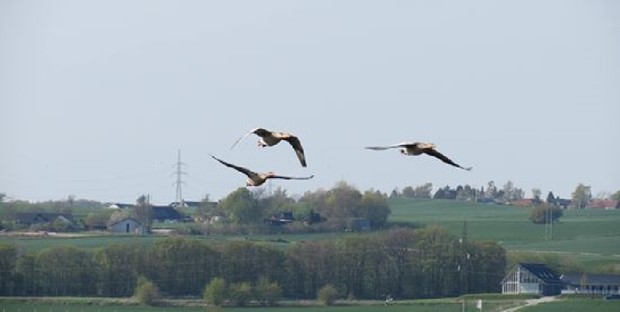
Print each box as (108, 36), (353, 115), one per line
(173, 149), (187, 206)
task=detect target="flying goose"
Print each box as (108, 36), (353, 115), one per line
(365, 142), (473, 171)
(210, 155), (314, 187)
(230, 127), (307, 167)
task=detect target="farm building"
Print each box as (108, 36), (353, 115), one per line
(587, 199), (619, 210)
(561, 272), (620, 295)
(264, 212), (294, 226)
(304, 209), (326, 224)
(107, 203), (135, 209)
(501, 263), (563, 296)
(14, 212), (74, 227)
(151, 205), (188, 222)
(170, 200), (207, 209)
(108, 217), (146, 234)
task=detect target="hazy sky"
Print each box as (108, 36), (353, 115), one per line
(1, 0), (619, 204)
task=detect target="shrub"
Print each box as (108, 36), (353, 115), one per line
(204, 277), (227, 306)
(134, 276), (160, 306)
(529, 205), (563, 224)
(317, 284), (338, 306)
(255, 277), (282, 306)
(230, 282), (253, 306)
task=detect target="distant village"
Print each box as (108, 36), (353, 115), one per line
(3, 180), (618, 236)
(7, 199), (330, 235)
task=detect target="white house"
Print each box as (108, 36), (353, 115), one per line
(501, 263), (563, 296)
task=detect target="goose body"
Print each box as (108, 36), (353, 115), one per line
(211, 155), (313, 186)
(231, 127), (307, 167)
(365, 142), (472, 171)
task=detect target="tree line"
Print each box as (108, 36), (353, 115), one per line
(190, 182), (391, 234)
(0, 227), (505, 301)
(394, 181), (527, 203)
(393, 182), (619, 210)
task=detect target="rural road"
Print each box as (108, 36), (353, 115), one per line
(501, 296), (558, 312)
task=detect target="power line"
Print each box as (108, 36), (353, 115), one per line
(173, 149), (187, 206)
(544, 206), (553, 241)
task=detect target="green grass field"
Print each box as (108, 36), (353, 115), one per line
(388, 198), (620, 254)
(520, 300), (620, 312)
(0, 299), (620, 312)
(2, 296), (620, 312)
(0, 303), (452, 312)
(388, 198), (620, 272)
(0, 231), (353, 254)
(0, 299), (522, 312)
(4, 298), (620, 312)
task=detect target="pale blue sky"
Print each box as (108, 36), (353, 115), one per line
(1, 0), (618, 204)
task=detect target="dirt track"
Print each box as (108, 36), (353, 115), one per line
(500, 296), (557, 312)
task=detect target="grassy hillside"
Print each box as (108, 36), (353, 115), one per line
(388, 198), (620, 253)
(388, 198), (620, 272)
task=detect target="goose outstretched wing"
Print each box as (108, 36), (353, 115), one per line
(210, 155), (259, 178)
(230, 127), (271, 149)
(423, 149), (472, 171)
(283, 136), (307, 167)
(365, 142), (414, 150)
(269, 174), (314, 181)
